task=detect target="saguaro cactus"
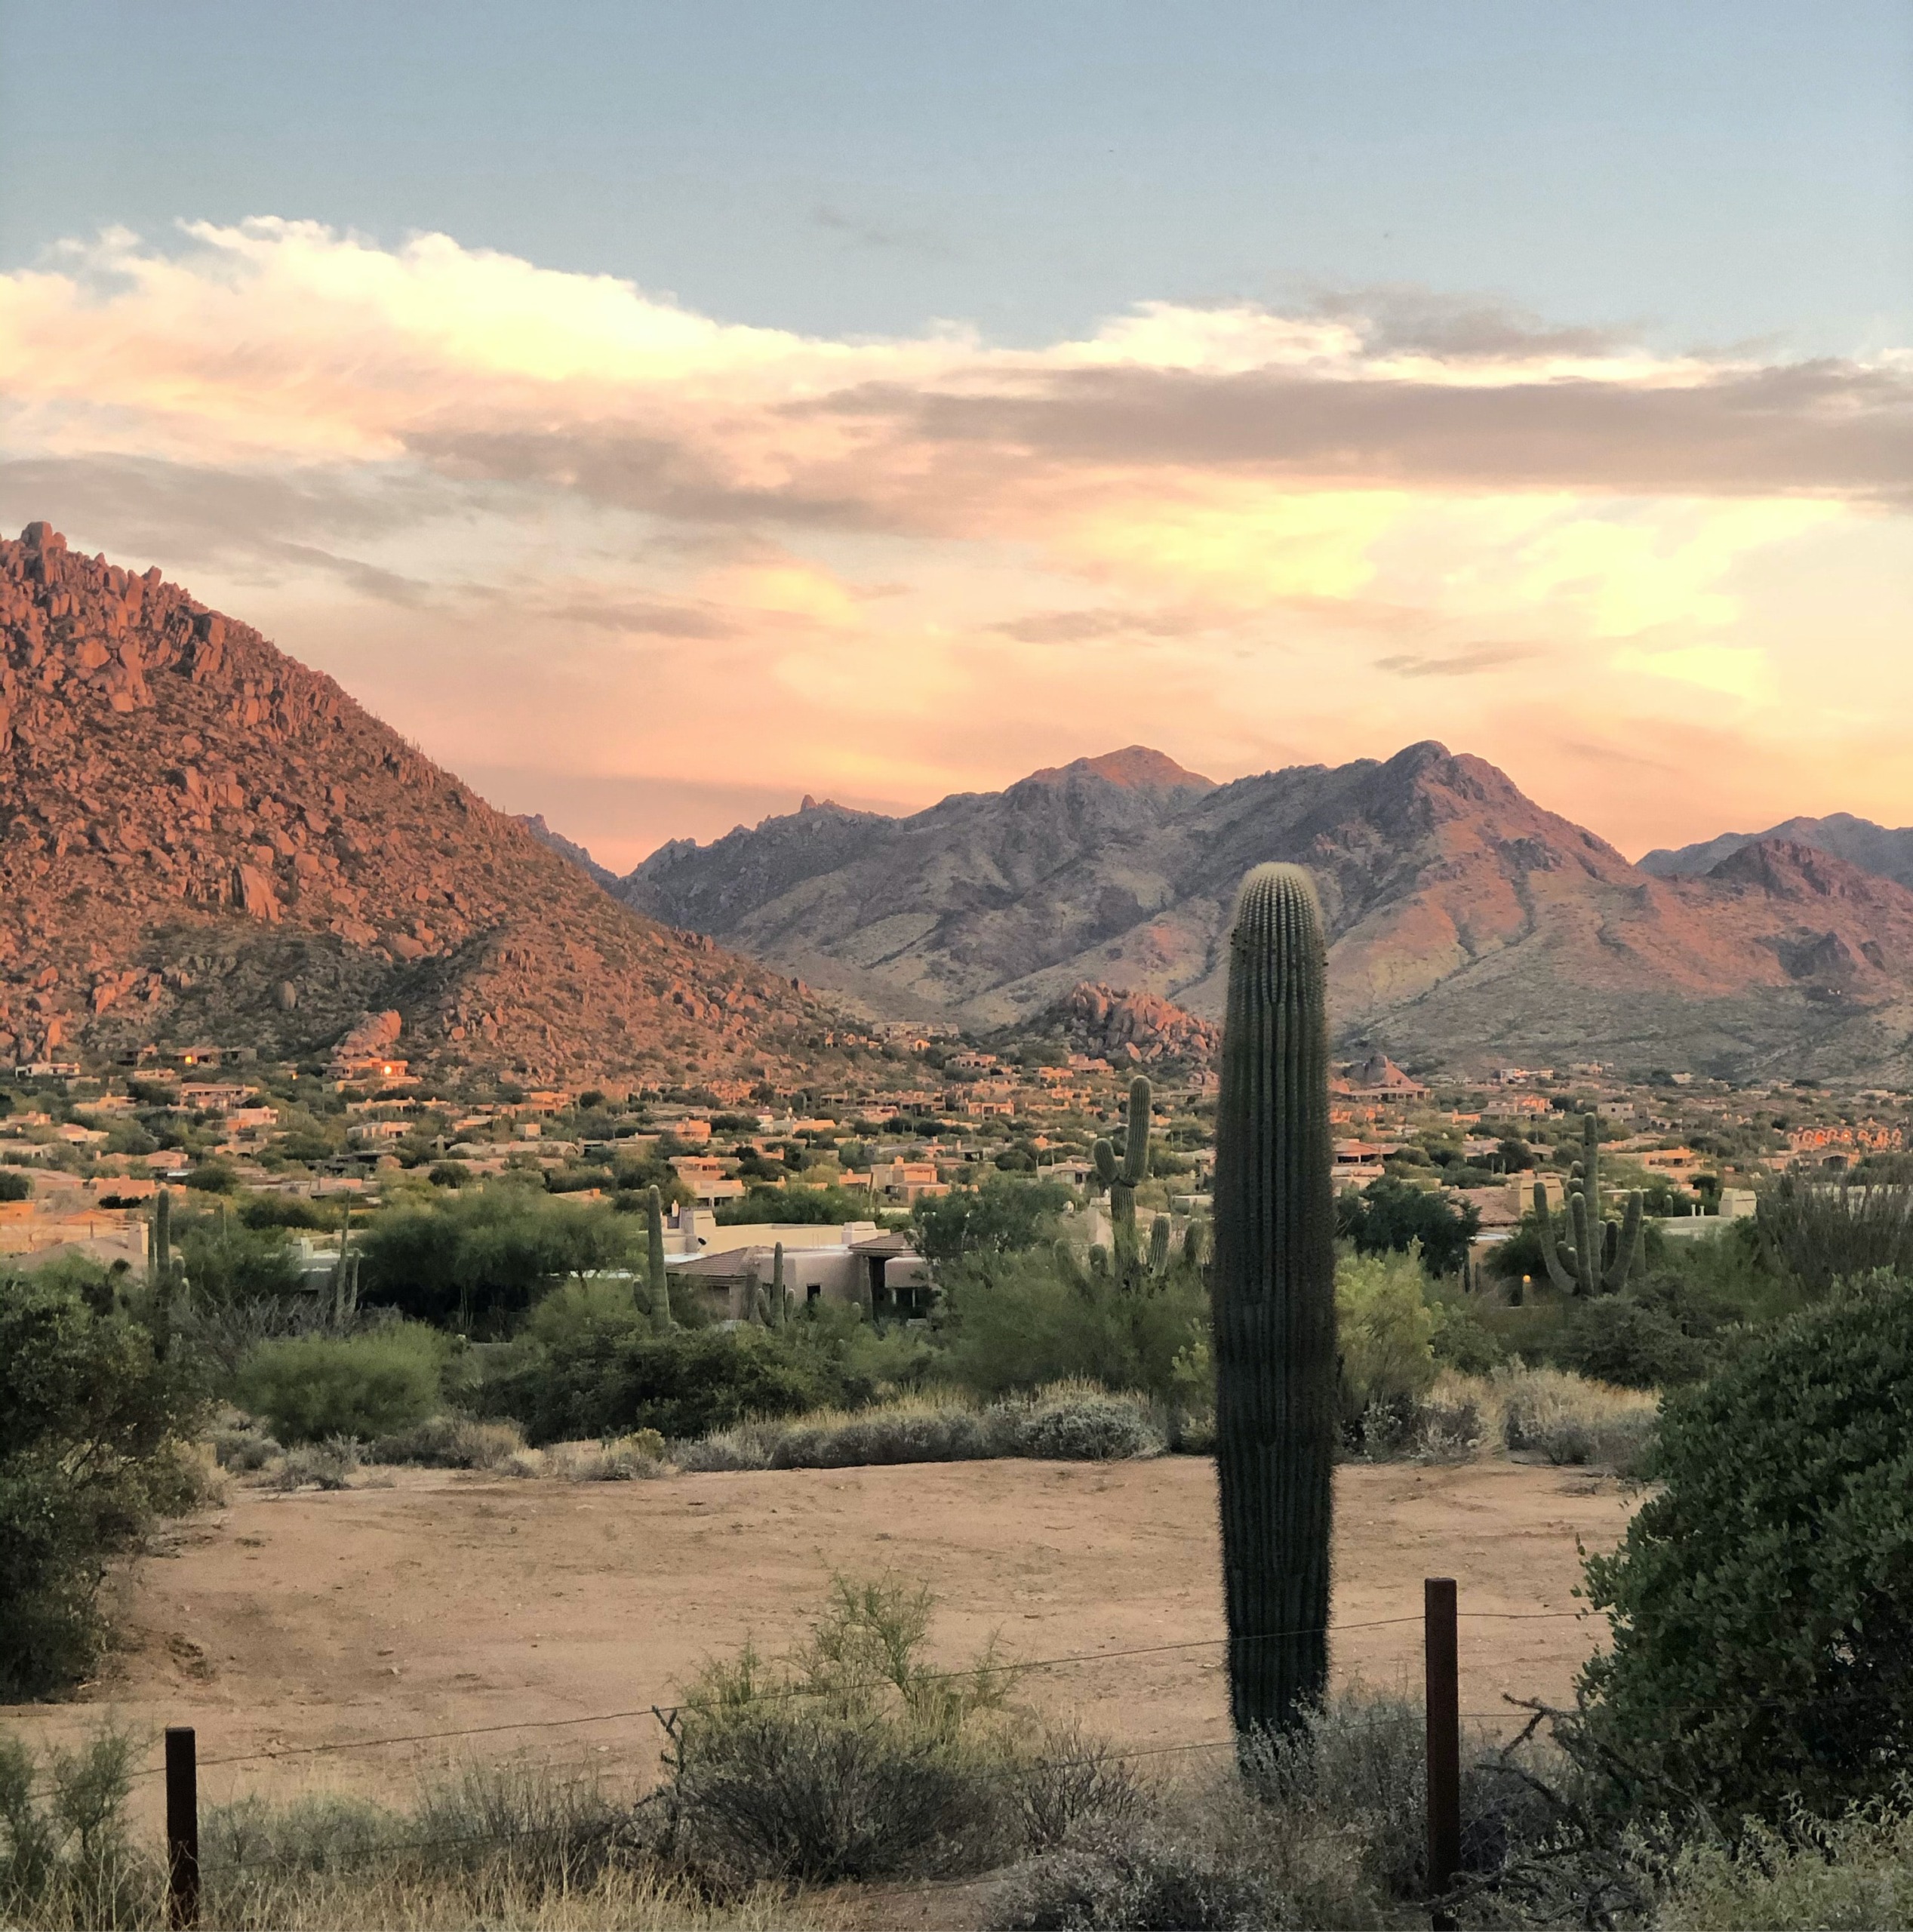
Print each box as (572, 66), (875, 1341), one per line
(771, 1241), (787, 1329)
(1093, 1075), (1153, 1281)
(646, 1186), (673, 1334)
(1535, 1115), (1644, 1296)
(1211, 863), (1338, 1740)
(151, 1186), (173, 1285)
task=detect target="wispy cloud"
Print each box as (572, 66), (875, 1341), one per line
(0, 218), (1905, 860)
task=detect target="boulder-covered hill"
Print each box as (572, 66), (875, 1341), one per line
(0, 523), (823, 1088)
(1640, 811), (1913, 893)
(610, 741), (1913, 1078)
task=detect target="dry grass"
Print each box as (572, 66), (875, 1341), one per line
(676, 1382), (1163, 1473)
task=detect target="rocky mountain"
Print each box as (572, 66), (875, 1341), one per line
(610, 741), (1913, 1078)
(1010, 983), (1220, 1068)
(0, 523), (822, 1089)
(1641, 813), (1913, 893)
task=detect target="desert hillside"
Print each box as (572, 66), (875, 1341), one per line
(0, 523), (823, 1089)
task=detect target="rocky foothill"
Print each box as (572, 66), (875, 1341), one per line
(0, 523), (824, 1087)
(1024, 981), (1220, 1067)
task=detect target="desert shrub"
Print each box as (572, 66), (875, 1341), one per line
(368, 1413), (527, 1469)
(677, 1384), (1163, 1472)
(543, 1431), (671, 1481)
(1756, 1177), (1913, 1295)
(910, 1177), (1074, 1269)
(1496, 1364), (1658, 1469)
(0, 1171), (29, 1202)
(269, 1438), (364, 1491)
(0, 1272), (211, 1696)
(1335, 1244), (1437, 1452)
(1556, 1285), (1716, 1389)
(178, 1215), (305, 1303)
(1579, 1270), (1913, 1820)
(0, 1727), (148, 1927)
(940, 1247), (1208, 1406)
(356, 1185), (637, 1331)
(481, 1320), (832, 1446)
(990, 1690), (1553, 1931)
(238, 1192), (336, 1230)
(666, 1577), (1032, 1884)
(235, 1322), (444, 1444)
(714, 1183), (872, 1226)
(211, 1417), (280, 1470)
(1653, 1792), (1913, 1930)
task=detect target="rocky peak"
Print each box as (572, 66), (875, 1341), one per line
(1020, 746), (1216, 792)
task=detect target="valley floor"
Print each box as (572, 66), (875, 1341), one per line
(5, 1457), (1633, 1826)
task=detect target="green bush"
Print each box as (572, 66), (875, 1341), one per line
(1757, 1178), (1913, 1296)
(1579, 1271), (1913, 1818)
(0, 1274), (211, 1695)
(939, 1248), (1208, 1405)
(668, 1577), (1032, 1884)
(1336, 1177), (1478, 1275)
(235, 1323), (445, 1444)
(0, 1172), (29, 1203)
(1335, 1246), (1437, 1449)
(911, 1178), (1074, 1269)
(0, 1728), (146, 1925)
(479, 1318), (832, 1445)
(356, 1186), (636, 1331)
(714, 1182), (872, 1225)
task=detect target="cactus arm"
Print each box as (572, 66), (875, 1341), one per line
(1534, 1180), (1579, 1294)
(1211, 863), (1336, 1740)
(1604, 1190), (1645, 1293)
(1092, 1140), (1118, 1189)
(1569, 1189), (1597, 1296)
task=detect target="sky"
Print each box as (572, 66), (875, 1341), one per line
(2, 1), (1908, 869)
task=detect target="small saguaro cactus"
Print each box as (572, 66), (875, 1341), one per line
(742, 1265), (762, 1324)
(1182, 1217), (1210, 1275)
(1211, 863), (1338, 1741)
(646, 1186), (673, 1335)
(1148, 1212), (1173, 1279)
(771, 1241), (787, 1329)
(1535, 1114), (1644, 1297)
(1093, 1075), (1153, 1281)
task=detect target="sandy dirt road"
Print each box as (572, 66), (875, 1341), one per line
(4, 1457), (1632, 1818)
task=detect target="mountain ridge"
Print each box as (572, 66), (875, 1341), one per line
(595, 741), (1913, 1078)
(1641, 812), (1913, 893)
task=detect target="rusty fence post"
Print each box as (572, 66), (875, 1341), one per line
(1425, 1578), (1460, 1930)
(165, 1725), (199, 1930)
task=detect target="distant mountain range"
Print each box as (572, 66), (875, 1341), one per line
(537, 745), (1913, 1080)
(0, 524), (823, 1088)
(1641, 814), (1913, 892)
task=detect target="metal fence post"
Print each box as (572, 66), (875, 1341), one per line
(165, 1725), (199, 1930)
(1425, 1578), (1460, 1929)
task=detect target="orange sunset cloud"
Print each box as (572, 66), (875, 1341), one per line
(2, 219), (1906, 866)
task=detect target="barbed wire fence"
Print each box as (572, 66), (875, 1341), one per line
(73, 1595), (1607, 1926)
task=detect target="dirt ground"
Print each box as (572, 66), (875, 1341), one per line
(5, 1457), (1634, 1821)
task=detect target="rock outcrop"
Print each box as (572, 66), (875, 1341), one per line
(1017, 982), (1220, 1066)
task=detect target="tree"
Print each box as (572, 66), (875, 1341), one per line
(0, 1272), (211, 1694)
(1336, 1177), (1479, 1276)
(909, 1177), (1072, 1271)
(1579, 1272), (1913, 1819)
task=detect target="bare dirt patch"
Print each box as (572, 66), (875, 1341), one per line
(4, 1457), (1632, 1817)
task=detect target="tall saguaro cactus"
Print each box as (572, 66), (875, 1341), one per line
(1535, 1115), (1644, 1297)
(646, 1186), (673, 1334)
(771, 1241), (787, 1329)
(1093, 1075), (1153, 1281)
(1211, 863), (1338, 1740)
